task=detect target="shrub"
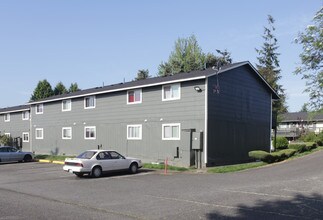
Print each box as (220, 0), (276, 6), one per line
(275, 137), (289, 150)
(270, 152), (284, 163)
(316, 140), (323, 146)
(288, 143), (307, 153)
(305, 142), (317, 151)
(300, 132), (317, 142)
(248, 151), (270, 161)
(278, 149), (297, 157)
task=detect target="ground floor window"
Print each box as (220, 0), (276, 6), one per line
(62, 127), (72, 139)
(127, 124), (142, 140)
(84, 126), (96, 139)
(23, 132), (29, 142)
(35, 128), (43, 139)
(162, 123), (180, 140)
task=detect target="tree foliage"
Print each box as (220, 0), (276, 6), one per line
(69, 83), (80, 93)
(158, 34), (232, 76)
(294, 7), (323, 110)
(135, 69), (150, 81)
(54, 81), (68, 95)
(255, 15), (287, 114)
(30, 79), (54, 101)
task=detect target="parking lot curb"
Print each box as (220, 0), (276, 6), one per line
(52, 161), (65, 165)
(38, 159), (52, 163)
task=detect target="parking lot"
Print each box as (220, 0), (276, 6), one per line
(1, 151), (323, 220)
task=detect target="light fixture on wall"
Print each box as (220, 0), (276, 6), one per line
(194, 86), (203, 93)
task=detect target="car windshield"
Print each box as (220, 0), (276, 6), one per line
(76, 151), (97, 159)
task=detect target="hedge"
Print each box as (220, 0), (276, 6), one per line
(288, 143), (307, 153)
(275, 136), (289, 150)
(248, 151), (270, 161)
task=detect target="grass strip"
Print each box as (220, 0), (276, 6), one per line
(207, 162), (267, 173)
(143, 163), (189, 171)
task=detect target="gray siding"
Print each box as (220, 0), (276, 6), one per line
(31, 80), (206, 167)
(207, 65), (271, 165)
(0, 111), (30, 151)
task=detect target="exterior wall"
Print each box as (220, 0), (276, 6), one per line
(31, 80), (206, 167)
(207, 65), (272, 165)
(0, 111), (30, 151)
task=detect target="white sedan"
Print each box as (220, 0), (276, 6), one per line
(63, 150), (142, 178)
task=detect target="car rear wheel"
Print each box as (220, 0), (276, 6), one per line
(23, 154), (32, 162)
(129, 163), (138, 174)
(91, 166), (102, 178)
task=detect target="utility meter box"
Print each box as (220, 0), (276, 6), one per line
(192, 132), (203, 150)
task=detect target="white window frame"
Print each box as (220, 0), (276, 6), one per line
(22, 132), (29, 142)
(127, 89), (142, 104)
(84, 96), (96, 109)
(162, 123), (181, 140)
(4, 133), (10, 137)
(162, 83), (181, 101)
(127, 124), (142, 140)
(62, 127), (72, 139)
(4, 113), (10, 122)
(62, 99), (72, 112)
(35, 128), (44, 140)
(22, 111), (30, 120)
(35, 104), (44, 114)
(84, 126), (96, 140)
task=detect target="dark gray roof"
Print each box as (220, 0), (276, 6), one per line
(0, 105), (30, 114)
(281, 112), (323, 122)
(27, 61), (278, 105)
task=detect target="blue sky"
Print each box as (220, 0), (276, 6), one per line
(0, 0), (321, 111)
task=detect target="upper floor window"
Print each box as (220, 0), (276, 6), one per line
(162, 123), (180, 140)
(62, 99), (72, 111)
(84, 126), (96, 139)
(162, 83), (180, 101)
(4, 113), (10, 122)
(127, 124), (142, 140)
(4, 133), (10, 137)
(84, 96), (96, 109)
(36, 104), (43, 114)
(127, 89), (142, 104)
(22, 111), (30, 120)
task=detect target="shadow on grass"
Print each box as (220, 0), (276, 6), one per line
(206, 193), (323, 219)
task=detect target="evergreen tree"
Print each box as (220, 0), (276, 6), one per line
(294, 7), (323, 110)
(158, 34), (232, 76)
(300, 103), (309, 112)
(69, 83), (80, 93)
(255, 15), (288, 114)
(135, 69), (150, 81)
(30, 79), (54, 101)
(54, 82), (68, 95)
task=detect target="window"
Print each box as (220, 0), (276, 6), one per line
(22, 111), (30, 120)
(127, 89), (142, 104)
(84, 96), (96, 109)
(4, 113), (10, 122)
(62, 127), (72, 139)
(162, 83), (180, 101)
(62, 99), (72, 111)
(4, 133), (10, 137)
(35, 128), (44, 139)
(84, 126), (96, 139)
(127, 124), (142, 140)
(162, 123), (180, 140)
(36, 104), (44, 114)
(23, 132), (29, 142)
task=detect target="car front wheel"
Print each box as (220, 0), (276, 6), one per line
(91, 166), (102, 178)
(129, 163), (138, 174)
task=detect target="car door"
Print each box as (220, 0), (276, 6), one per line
(109, 151), (129, 170)
(8, 147), (21, 161)
(0, 147), (10, 162)
(96, 151), (115, 172)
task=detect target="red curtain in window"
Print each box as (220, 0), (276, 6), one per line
(128, 92), (134, 103)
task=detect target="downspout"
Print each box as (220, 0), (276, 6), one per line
(204, 78), (208, 166)
(29, 106), (33, 153)
(270, 94), (272, 153)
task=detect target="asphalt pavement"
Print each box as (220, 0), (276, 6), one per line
(1, 150), (323, 219)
